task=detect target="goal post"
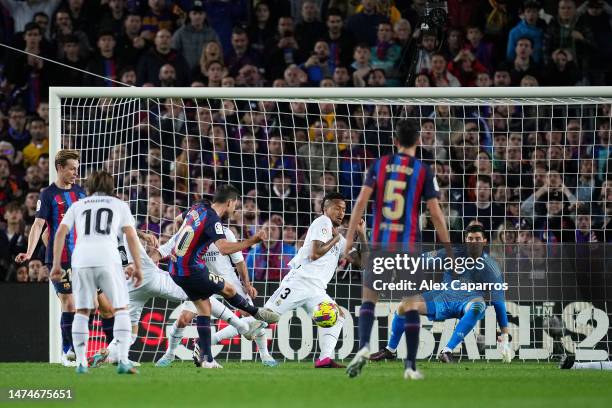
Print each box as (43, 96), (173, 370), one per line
(48, 86), (612, 364)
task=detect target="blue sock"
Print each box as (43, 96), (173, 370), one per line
(61, 312), (74, 353)
(226, 294), (258, 316)
(446, 302), (485, 350)
(101, 317), (115, 344)
(196, 316), (213, 363)
(404, 310), (420, 370)
(358, 301), (376, 349)
(387, 312), (406, 351)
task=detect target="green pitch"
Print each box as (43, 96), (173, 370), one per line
(1, 361), (610, 408)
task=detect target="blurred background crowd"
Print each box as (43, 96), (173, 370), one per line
(0, 0), (611, 282)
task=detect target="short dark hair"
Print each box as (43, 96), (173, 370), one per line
(86, 170), (115, 195)
(516, 36), (533, 47)
(465, 222), (485, 237)
(321, 191), (345, 213)
(327, 7), (343, 19)
(213, 184), (240, 203)
(394, 119), (420, 147)
(24, 22), (41, 34)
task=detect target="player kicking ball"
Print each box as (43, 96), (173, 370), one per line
(50, 170), (144, 374)
(155, 224), (277, 368)
(369, 223), (511, 366)
(263, 192), (366, 368)
(167, 184), (280, 368)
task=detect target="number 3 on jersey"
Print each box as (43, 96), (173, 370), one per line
(174, 225), (195, 257)
(382, 180), (407, 220)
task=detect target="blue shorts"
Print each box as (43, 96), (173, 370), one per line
(171, 272), (225, 301)
(422, 290), (481, 321)
(47, 263), (72, 295)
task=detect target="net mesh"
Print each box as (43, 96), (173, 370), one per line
(57, 94), (612, 362)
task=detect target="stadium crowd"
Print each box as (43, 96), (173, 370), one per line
(0, 0), (611, 282)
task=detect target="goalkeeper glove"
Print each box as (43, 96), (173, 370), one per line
(498, 333), (512, 363)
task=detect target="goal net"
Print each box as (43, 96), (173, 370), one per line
(49, 87), (612, 364)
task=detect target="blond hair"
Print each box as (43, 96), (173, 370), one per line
(55, 149), (80, 170)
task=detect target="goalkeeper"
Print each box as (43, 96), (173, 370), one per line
(370, 223), (512, 363)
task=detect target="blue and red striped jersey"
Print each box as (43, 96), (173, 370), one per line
(169, 204), (225, 277)
(36, 183), (87, 265)
(364, 153), (439, 243)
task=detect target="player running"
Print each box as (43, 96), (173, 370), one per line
(263, 192), (367, 368)
(15, 150), (115, 366)
(369, 223), (512, 364)
(153, 224), (276, 368)
(344, 119), (451, 380)
(50, 170), (143, 374)
(167, 184), (279, 368)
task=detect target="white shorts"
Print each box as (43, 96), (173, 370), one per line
(264, 275), (333, 316)
(129, 271), (188, 325)
(73, 264), (129, 310)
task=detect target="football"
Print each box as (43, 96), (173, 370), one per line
(312, 301), (338, 328)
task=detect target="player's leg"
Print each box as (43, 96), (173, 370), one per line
(70, 266), (96, 373)
(217, 277), (279, 324)
(192, 298), (222, 368)
(346, 286), (378, 378)
(370, 309), (404, 361)
(308, 293), (346, 368)
(97, 290), (115, 344)
(439, 298), (486, 363)
(54, 265), (76, 366)
(396, 295), (428, 380)
(156, 305), (195, 367)
(97, 264), (138, 374)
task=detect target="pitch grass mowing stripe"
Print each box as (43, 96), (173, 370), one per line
(0, 361), (611, 408)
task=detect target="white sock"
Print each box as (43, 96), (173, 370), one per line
(211, 297), (249, 334)
(573, 361), (612, 370)
(240, 316), (272, 360)
(318, 316), (345, 360)
(166, 321), (185, 355)
(113, 310), (132, 365)
(212, 325), (239, 344)
(131, 332), (137, 345)
(107, 338), (117, 361)
(71, 314), (89, 367)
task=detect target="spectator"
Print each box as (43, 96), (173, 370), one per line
(141, 0), (175, 41)
(236, 63), (266, 87)
(414, 30), (438, 74)
(537, 191), (576, 242)
(1, 106), (30, 151)
(246, 219), (296, 281)
(443, 27), (464, 61)
(295, 0), (326, 53)
(33, 11), (51, 39)
(137, 29), (190, 86)
(98, 0), (127, 35)
(459, 176), (505, 234)
(51, 8), (91, 60)
(22, 117), (47, 167)
(116, 12), (148, 67)
(0, 0), (61, 33)
(576, 0), (612, 85)
(259, 171), (307, 218)
(507, 1), (545, 64)
(192, 41), (224, 81)
(298, 120), (338, 185)
(225, 27), (262, 77)
(158, 63), (177, 87)
(370, 22), (401, 85)
(493, 64), (512, 86)
(200, 0), (247, 55)
(338, 128), (373, 204)
(301, 41), (335, 85)
(447, 49), (488, 87)
(475, 71), (492, 87)
(247, 0), (276, 55)
(22, 190), (39, 225)
(324, 8), (355, 67)
(14, 265), (29, 283)
(332, 65), (351, 87)
(50, 34), (85, 86)
(346, 0), (389, 46)
(544, 0), (595, 79)
(138, 192), (162, 236)
(83, 30), (120, 87)
(119, 66), (138, 86)
(171, 0), (220, 71)
(464, 24), (495, 72)
(544, 48), (580, 86)
(509, 37), (540, 85)
(429, 53), (461, 87)
(265, 16), (305, 81)
(28, 258), (47, 282)
(0, 201), (27, 266)
(4, 23), (50, 113)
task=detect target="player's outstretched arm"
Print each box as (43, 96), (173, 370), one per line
(123, 226), (143, 287)
(50, 224), (69, 282)
(346, 219), (368, 269)
(236, 261), (257, 298)
(15, 217), (46, 263)
(344, 186), (373, 258)
(216, 228), (266, 256)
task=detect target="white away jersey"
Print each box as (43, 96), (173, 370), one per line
(119, 233), (161, 288)
(287, 215), (346, 289)
(61, 194), (135, 268)
(158, 226), (244, 279)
